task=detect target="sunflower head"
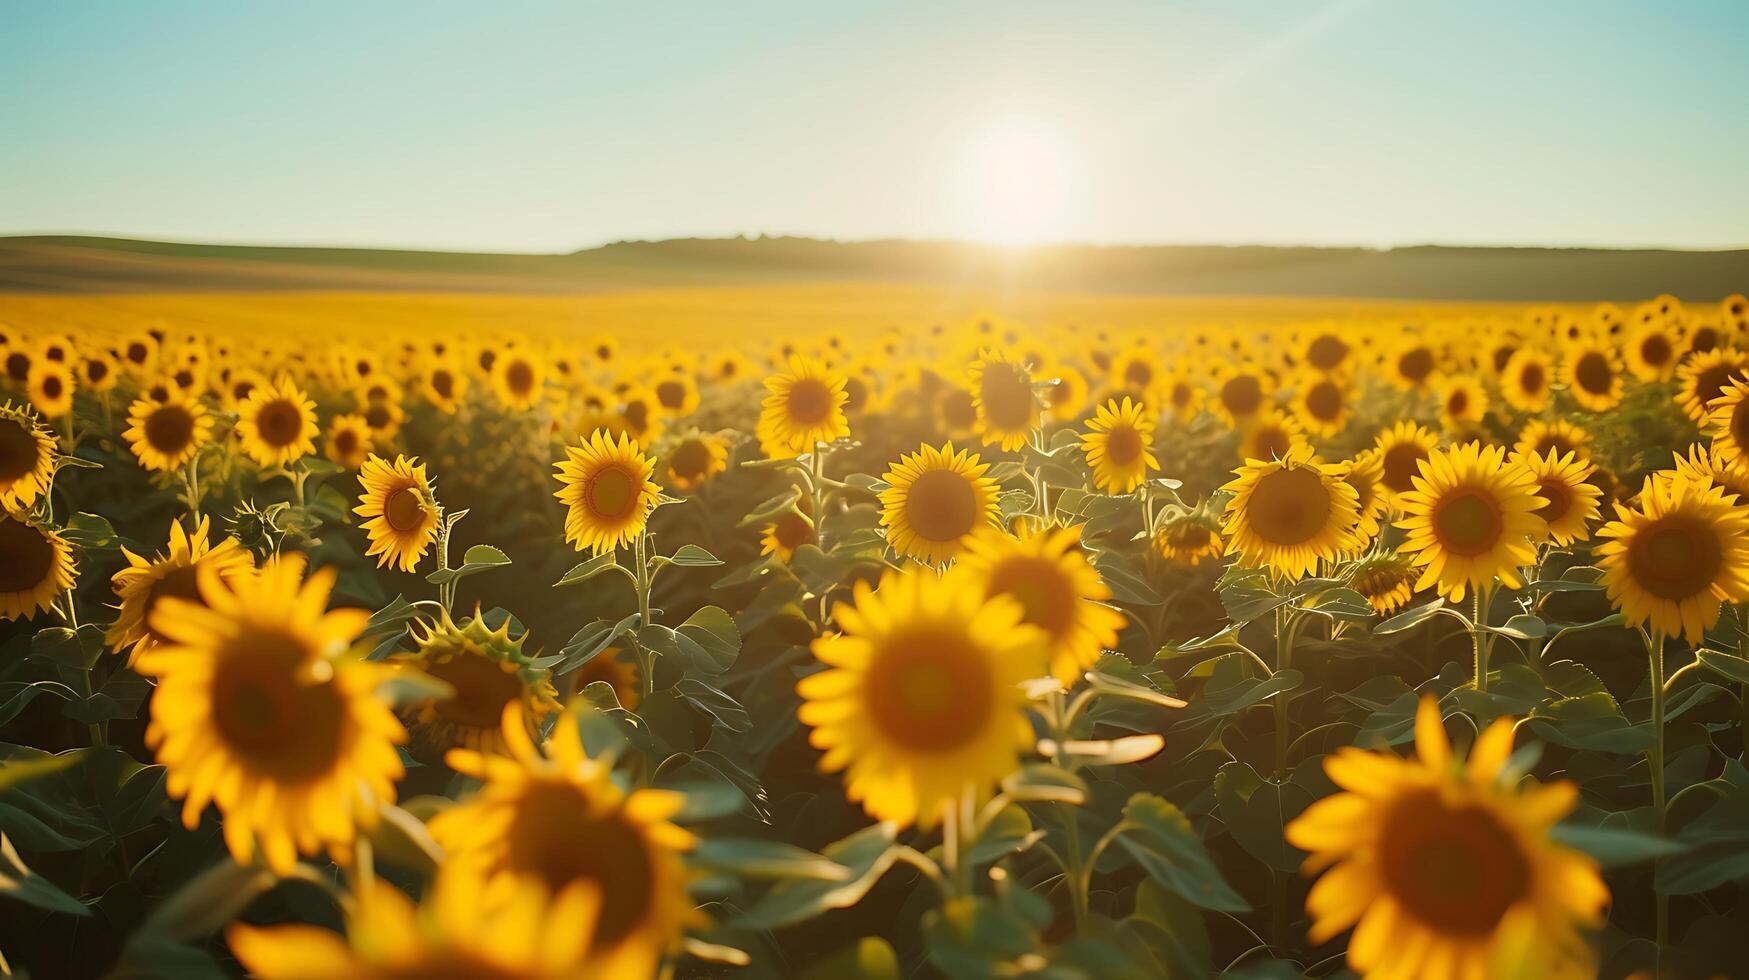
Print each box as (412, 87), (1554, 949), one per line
(1237, 405), (1308, 465)
(354, 454), (442, 573)
(553, 430), (663, 555)
(0, 402), (57, 513)
(1211, 362), (1272, 426)
(236, 374), (319, 468)
(1336, 450), (1388, 545)
(1676, 348), (1749, 423)
(0, 512), (77, 621)
(967, 349), (1040, 451)
(1154, 514), (1225, 568)
(1512, 449), (1603, 546)
(878, 442), (1002, 564)
(959, 524), (1126, 686)
(323, 413), (374, 469)
(1501, 348), (1554, 412)
(1670, 442), (1749, 504)
(1396, 442), (1545, 601)
(1513, 418), (1590, 465)
(1373, 421), (1441, 511)
(757, 355), (850, 458)
(392, 609), (561, 764)
(492, 350), (545, 411)
(798, 567), (1046, 828)
(1561, 340), (1623, 413)
(1296, 371), (1352, 438)
(1437, 376), (1489, 434)
(1042, 365), (1088, 421)
(123, 393), (213, 473)
(1596, 475), (1749, 642)
(1346, 551), (1421, 614)
(107, 516), (254, 661)
(1220, 445), (1364, 580)
(572, 646), (643, 712)
(1287, 696), (1607, 980)
(1081, 397), (1160, 494)
(661, 432), (728, 491)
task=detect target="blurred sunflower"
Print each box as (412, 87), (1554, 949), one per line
(1704, 377), (1749, 467)
(79, 350), (119, 393)
(1500, 348), (1554, 413)
(1384, 339), (1440, 394)
(108, 516), (253, 662)
(1154, 514), (1225, 567)
(1081, 397), (1159, 493)
(117, 331), (159, 374)
(236, 374), (319, 468)
(1295, 371), (1352, 438)
(391, 610), (560, 764)
(934, 385), (978, 439)
(1514, 449), (1602, 546)
(229, 867), (604, 980)
(1211, 361), (1273, 427)
(1670, 442), (1749, 503)
(1562, 339), (1623, 413)
(1513, 419), (1591, 463)
(429, 706), (699, 978)
(1437, 375), (1489, 434)
(572, 646), (643, 712)
(0, 513), (76, 621)
(1624, 321), (1680, 382)
(661, 432), (728, 491)
(1675, 347), (1749, 423)
(1298, 327), (1353, 374)
(323, 413), (374, 469)
(651, 372), (700, 418)
(958, 524), (1126, 687)
(1112, 345), (1159, 401)
(137, 556), (405, 874)
(1221, 446), (1363, 580)
(1337, 451), (1388, 545)
(758, 355), (850, 457)
(422, 356), (469, 414)
(759, 497), (816, 562)
(27, 359), (75, 418)
(1287, 697), (1607, 980)
(355, 454), (441, 573)
(1346, 551), (1420, 614)
(968, 349), (1040, 451)
(1237, 406), (1308, 464)
(123, 393), (212, 473)
(1160, 370), (1203, 423)
(1396, 442), (1544, 601)
(1596, 475), (1749, 642)
(878, 442), (1001, 564)
(553, 429), (662, 555)
(797, 567), (1044, 828)
(360, 395), (406, 443)
(0, 402), (57, 512)
(1373, 421), (1441, 510)
(1041, 364), (1088, 422)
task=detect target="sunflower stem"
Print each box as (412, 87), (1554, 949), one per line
(1273, 604), (1294, 780)
(1471, 584), (1495, 693)
(1643, 628), (1669, 952)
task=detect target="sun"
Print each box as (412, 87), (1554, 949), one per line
(955, 115), (1074, 245)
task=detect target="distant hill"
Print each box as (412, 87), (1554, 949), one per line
(0, 234), (1743, 302)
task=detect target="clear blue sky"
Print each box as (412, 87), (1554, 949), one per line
(3, 0), (1745, 251)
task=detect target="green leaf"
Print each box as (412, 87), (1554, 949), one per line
(1084, 670), (1188, 711)
(1298, 587), (1376, 622)
(1201, 655), (1302, 717)
(1490, 614), (1547, 640)
(739, 823), (902, 929)
(1696, 648), (1749, 685)
(62, 512), (125, 553)
(425, 544), (512, 585)
(0, 832), (90, 916)
(556, 614), (640, 674)
(1551, 823), (1687, 868)
(665, 544), (724, 567)
(1214, 761), (1315, 872)
(1220, 588), (1292, 624)
(1001, 763), (1088, 805)
(1525, 693), (1653, 754)
(1373, 598), (1446, 635)
(676, 606), (741, 674)
(1116, 793), (1250, 912)
(553, 552), (623, 587)
(692, 838), (850, 881)
(1094, 552), (1162, 605)
(0, 753), (80, 796)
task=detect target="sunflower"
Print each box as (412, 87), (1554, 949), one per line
(2, 344), (31, 385)
(1373, 421), (1441, 510)
(27, 359), (75, 418)
(1513, 419), (1591, 464)
(229, 866), (604, 980)
(1346, 551), (1421, 614)
(1384, 339), (1440, 394)
(1154, 515), (1225, 567)
(1211, 361), (1273, 427)
(967, 349), (1040, 451)
(1675, 347), (1749, 423)
(1220, 445), (1364, 580)
(1500, 348), (1554, 413)
(421, 355), (469, 414)
(136, 556), (405, 874)
(797, 567), (1045, 828)
(935, 384), (978, 438)
(661, 432), (728, 491)
(1337, 451), (1389, 545)
(122, 393), (212, 473)
(572, 646), (643, 712)
(958, 524), (1126, 687)
(1703, 377), (1749, 467)
(1513, 449), (1602, 546)
(360, 396), (406, 443)
(1595, 475), (1749, 642)
(1081, 397), (1159, 494)
(324, 413), (374, 469)
(1298, 327), (1353, 374)
(355, 454), (441, 573)
(1437, 375), (1489, 433)
(428, 705), (699, 978)
(878, 442), (1002, 564)
(487, 351), (544, 411)
(1112, 345), (1159, 400)
(117, 331), (159, 374)
(1561, 340), (1623, 413)
(1041, 365), (1088, 422)
(758, 355), (850, 457)
(79, 350), (119, 393)
(0, 513), (76, 621)
(1396, 442), (1544, 601)
(553, 429), (662, 555)
(651, 372), (700, 418)
(1624, 321), (1681, 382)
(236, 374), (319, 468)
(391, 610), (560, 764)
(0, 402), (57, 512)
(1237, 406), (1308, 464)
(760, 496), (817, 562)
(107, 516), (254, 662)
(1670, 442), (1749, 503)
(1160, 370), (1204, 422)
(1295, 371), (1352, 438)
(1286, 697), (1608, 980)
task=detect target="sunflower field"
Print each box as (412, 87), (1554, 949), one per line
(4, 294), (1749, 979)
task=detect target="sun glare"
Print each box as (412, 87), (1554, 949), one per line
(954, 115), (1074, 246)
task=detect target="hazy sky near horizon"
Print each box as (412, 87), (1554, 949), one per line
(3, 1), (1746, 252)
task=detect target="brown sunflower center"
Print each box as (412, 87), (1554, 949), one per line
(1691, 327), (1720, 354)
(506, 360), (535, 396)
(4, 353), (29, 383)
(864, 629), (994, 752)
(785, 378), (833, 426)
(385, 486), (427, 533)
(1307, 335), (1348, 372)
(1627, 517), (1722, 601)
(1124, 360), (1153, 390)
(1695, 363), (1745, 410)
(1518, 362), (1546, 394)
(432, 370), (455, 399)
(1247, 467), (1331, 545)
(586, 466), (637, 520)
(364, 403), (393, 431)
(1220, 375), (1263, 417)
(255, 399), (304, 447)
(1045, 378), (1073, 408)
(1382, 442), (1430, 494)
(1433, 490), (1502, 556)
(986, 556), (1077, 636)
(1640, 334), (1673, 365)
(333, 428), (359, 456)
(1445, 389), (1469, 417)
(0, 418), (41, 481)
(1491, 344), (1518, 372)
(143, 563), (206, 643)
(86, 360), (110, 384)
(41, 375), (65, 400)
(941, 389), (977, 429)
(1378, 789), (1531, 936)
(126, 341), (150, 365)
(773, 511), (815, 551)
(0, 517), (54, 593)
(668, 440), (712, 481)
(1170, 381), (1193, 409)
(1731, 400), (1749, 452)
(980, 363), (1035, 430)
(1248, 425), (1292, 462)
(145, 404), (196, 454)
(1534, 478), (1572, 525)
(1305, 380), (1342, 421)
(623, 400), (650, 433)
(1574, 351), (1613, 394)
(1102, 425), (1144, 467)
(1397, 348), (1435, 383)
(426, 650), (528, 729)
(905, 469), (979, 543)
(1168, 523), (1211, 551)
(655, 379), (687, 410)
(504, 782), (655, 951)
(211, 633), (345, 783)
